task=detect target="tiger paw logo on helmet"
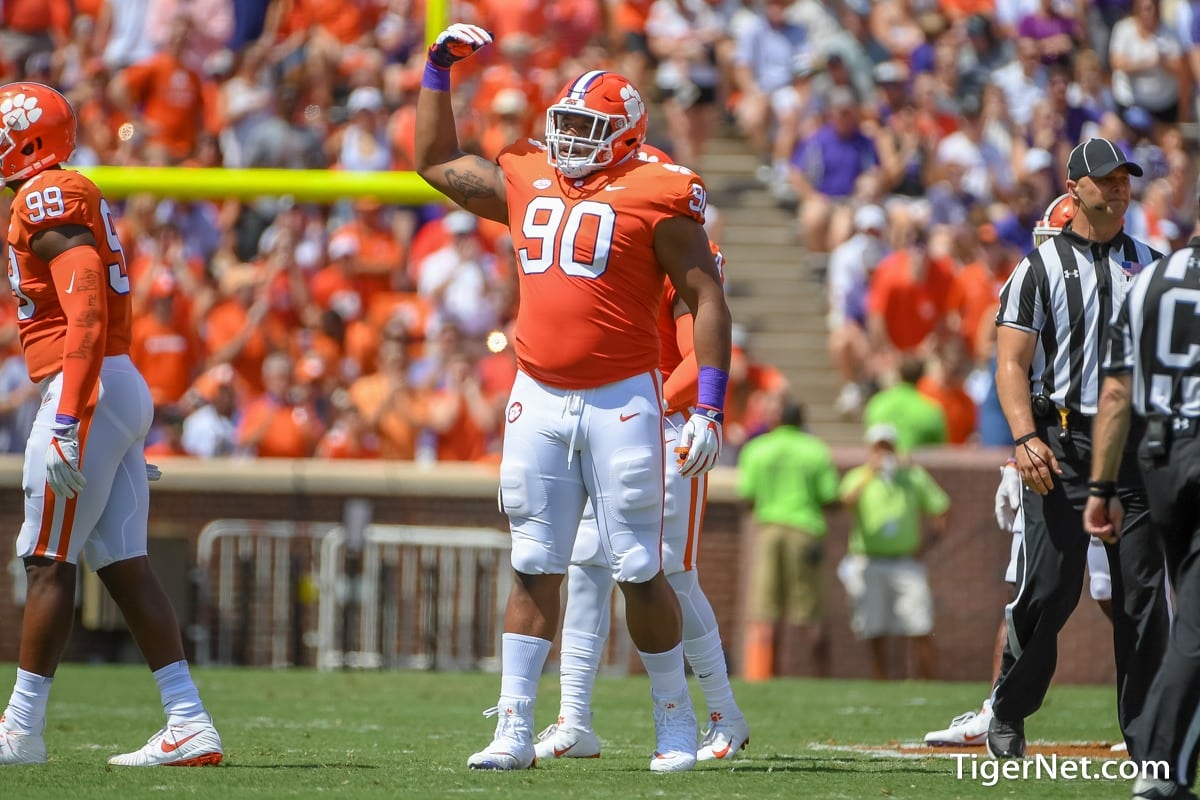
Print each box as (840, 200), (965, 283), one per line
(0, 93), (43, 131)
(619, 85), (644, 127)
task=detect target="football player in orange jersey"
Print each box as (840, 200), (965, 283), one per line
(0, 83), (222, 767)
(416, 25), (732, 772)
(534, 147), (748, 764)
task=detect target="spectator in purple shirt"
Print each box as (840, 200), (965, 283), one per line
(789, 87), (879, 253)
(1017, 0), (1082, 64)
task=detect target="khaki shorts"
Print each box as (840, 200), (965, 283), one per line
(751, 523), (824, 625)
(850, 558), (933, 639)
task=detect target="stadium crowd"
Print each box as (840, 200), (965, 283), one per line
(0, 0), (1197, 459)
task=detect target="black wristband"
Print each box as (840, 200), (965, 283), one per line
(1088, 480), (1117, 499)
(1013, 432), (1039, 446)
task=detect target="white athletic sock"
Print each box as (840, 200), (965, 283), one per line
(639, 643), (688, 700)
(153, 661), (206, 724)
(559, 630), (602, 728)
(499, 633), (552, 701)
(4, 669), (52, 733)
(684, 628), (739, 720)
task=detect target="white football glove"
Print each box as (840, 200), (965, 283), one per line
(428, 23), (492, 68)
(994, 463), (1021, 531)
(46, 421), (87, 499)
(146, 463), (162, 482)
(677, 407), (723, 478)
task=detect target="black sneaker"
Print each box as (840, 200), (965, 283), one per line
(1131, 777), (1199, 799)
(986, 717), (1025, 759)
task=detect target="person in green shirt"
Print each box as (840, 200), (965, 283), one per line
(736, 399), (840, 679)
(839, 423), (949, 680)
(863, 357), (947, 453)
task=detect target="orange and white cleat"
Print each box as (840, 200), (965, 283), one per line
(107, 716), (223, 767)
(533, 717), (601, 760)
(697, 711), (750, 761)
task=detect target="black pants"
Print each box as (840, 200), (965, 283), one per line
(992, 420), (1170, 761)
(1133, 431), (1200, 786)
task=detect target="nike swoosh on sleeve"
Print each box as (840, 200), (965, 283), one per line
(65, 272), (76, 294)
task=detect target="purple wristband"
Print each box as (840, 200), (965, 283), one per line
(697, 366), (728, 411)
(55, 414), (79, 426)
(422, 61), (450, 92)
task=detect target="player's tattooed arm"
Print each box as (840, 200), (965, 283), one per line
(429, 155), (508, 224)
(415, 79), (508, 223)
(445, 156), (501, 201)
(65, 329), (95, 361)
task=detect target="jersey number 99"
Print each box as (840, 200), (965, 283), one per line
(5, 192), (130, 321)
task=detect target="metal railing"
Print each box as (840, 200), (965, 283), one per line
(193, 516), (634, 674)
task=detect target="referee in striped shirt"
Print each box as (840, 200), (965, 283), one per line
(990, 138), (1170, 760)
(1086, 225), (1200, 800)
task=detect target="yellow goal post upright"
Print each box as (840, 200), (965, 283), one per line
(76, 166), (447, 205)
(77, 0), (453, 202)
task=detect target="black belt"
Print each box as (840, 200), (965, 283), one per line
(1032, 395), (1092, 439)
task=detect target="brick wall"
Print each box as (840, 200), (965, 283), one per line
(0, 452), (1120, 685)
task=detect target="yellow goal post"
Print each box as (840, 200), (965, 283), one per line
(77, 166), (447, 205)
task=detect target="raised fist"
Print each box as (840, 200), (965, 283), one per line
(428, 24), (493, 68)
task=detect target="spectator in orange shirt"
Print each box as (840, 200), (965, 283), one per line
(130, 271), (203, 410)
(916, 338), (978, 444)
(948, 223), (1016, 362)
(236, 352), (324, 458)
(348, 335), (427, 460)
(866, 228), (958, 379)
(724, 325), (790, 457)
(0, 0), (68, 72)
(111, 16), (215, 161)
(426, 349), (498, 463)
(309, 231), (362, 313)
(317, 388), (381, 460)
(204, 263), (288, 395)
(273, 0), (385, 106)
(330, 197), (409, 299)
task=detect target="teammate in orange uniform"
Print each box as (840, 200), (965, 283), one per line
(416, 25), (732, 772)
(0, 83), (222, 767)
(534, 148), (749, 764)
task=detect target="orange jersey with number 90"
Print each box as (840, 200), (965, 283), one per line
(499, 140), (707, 389)
(6, 169), (132, 382)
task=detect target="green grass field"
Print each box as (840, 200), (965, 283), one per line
(0, 665), (1137, 799)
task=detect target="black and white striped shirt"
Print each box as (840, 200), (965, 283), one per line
(1104, 236), (1200, 418)
(996, 223), (1161, 415)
